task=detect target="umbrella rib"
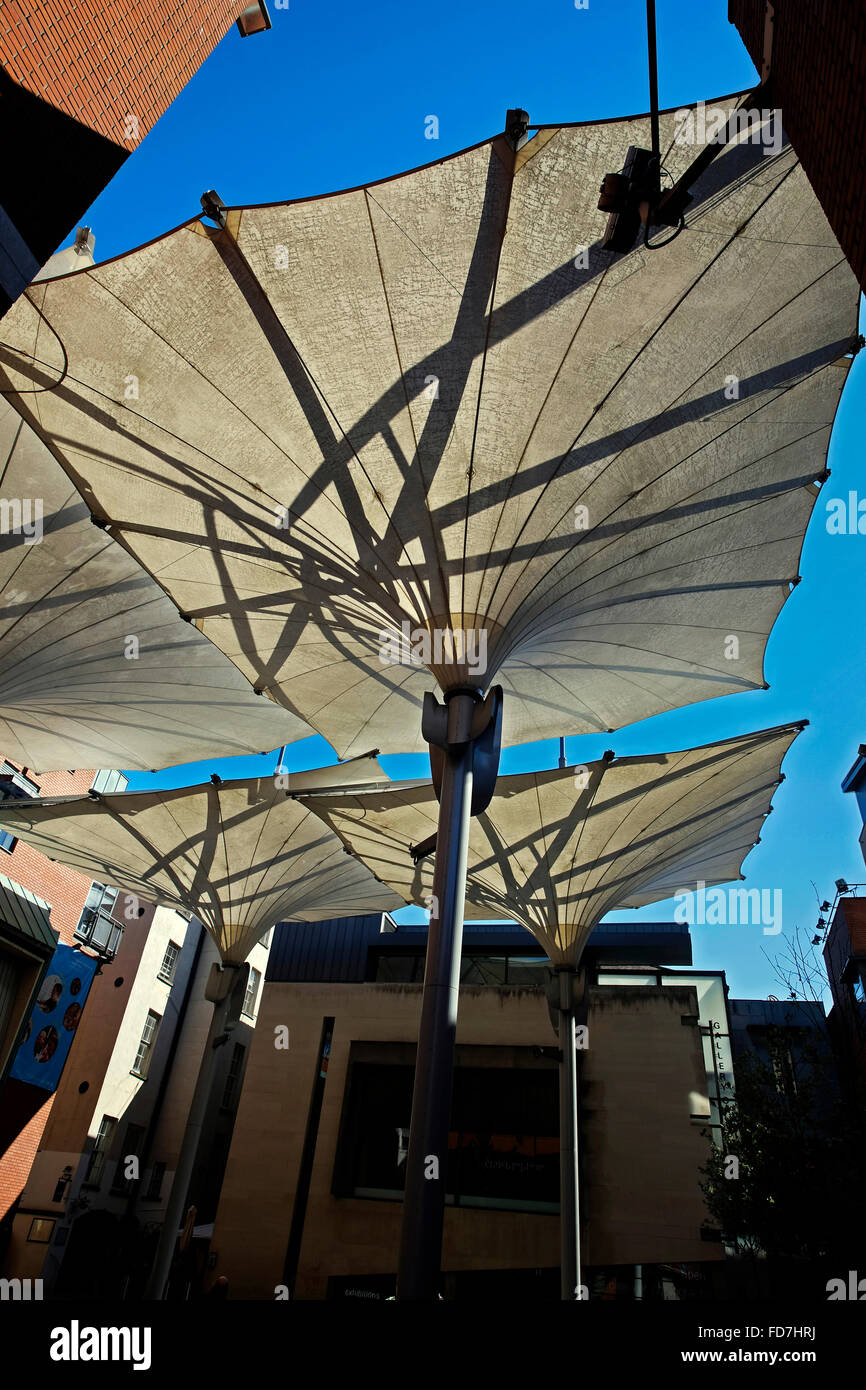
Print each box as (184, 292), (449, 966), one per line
(364, 189), (464, 299)
(240, 795), (318, 926)
(0, 411), (23, 484)
(506, 401), (832, 618)
(0, 577), (185, 677)
(474, 243), (613, 624)
(480, 159), (801, 624)
(581, 745), (744, 893)
(362, 187), (444, 625)
(562, 758), (615, 924)
(496, 267), (847, 644)
(591, 798), (773, 921)
(508, 649), (661, 730)
(579, 735), (787, 909)
(203, 229), (427, 605)
(153, 787), (224, 927)
(50, 274), (416, 605)
(504, 463), (825, 660)
(461, 157), (516, 621)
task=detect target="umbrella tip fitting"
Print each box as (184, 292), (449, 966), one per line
(201, 190), (227, 228)
(504, 108), (530, 150)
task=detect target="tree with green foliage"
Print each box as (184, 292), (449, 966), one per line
(699, 1028), (865, 1268)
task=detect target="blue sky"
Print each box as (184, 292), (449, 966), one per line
(70, 0), (866, 999)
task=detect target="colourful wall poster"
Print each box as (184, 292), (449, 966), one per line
(9, 944), (99, 1092)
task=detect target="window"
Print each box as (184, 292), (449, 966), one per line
(597, 972), (659, 987)
(144, 1162), (166, 1201)
(221, 1042), (246, 1110)
(767, 1036), (798, 1100)
(90, 770), (128, 795)
(51, 1166), (73, 1204)
(0, 761), (40, 852)
(259, 926), (273, 949)
(374, 951), (424, 983)
(158, 940), (181, 984)
(110, 1122), (146, 1195)
(335, 1059), (559, 1213)
(506, 955), (549, 986)
(242, 967), (261, 1018)
(131, 1010), (161, 1079)
(74, 882), (123, 959)
(27, 1218), (55, 1243)
(853, 975), (866, 1004)
(0, 762), (40, 797)
(84, 1115), (117, 1188)
(460, 955), (507, 986)
(371, 949), (548, 985)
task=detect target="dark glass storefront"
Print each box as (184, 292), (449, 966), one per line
(333, 1059), (559, 1213)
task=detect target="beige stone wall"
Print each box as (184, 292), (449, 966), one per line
(581, 987), (717, 1266)
(212, 978), (722, 1298)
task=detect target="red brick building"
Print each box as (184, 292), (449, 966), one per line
(729, 0), (866, 291)
(0, 763), (108, 1247)
(0, 0), (271, 313)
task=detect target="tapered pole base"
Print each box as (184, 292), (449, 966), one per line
(396, 715), (474, 1299)
(396, 687), (502, 1300)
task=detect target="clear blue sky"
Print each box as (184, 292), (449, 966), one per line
(70, 0), (866, 1000)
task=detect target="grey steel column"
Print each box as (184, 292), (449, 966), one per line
(558, 966), (581, 1301)
(145, 967), (237, 1299)
(396, 694), (476, 1300)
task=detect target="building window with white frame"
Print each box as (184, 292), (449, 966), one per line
(0, 761), (40, 852)
(158, 940), (181, 983)
(74, 881), (123, 958)
(221, 1042), (246, 1110)
(84, 1115), (117, 1187)
(242, 966), (261, 1019)
(131, 1010), (161, 1079)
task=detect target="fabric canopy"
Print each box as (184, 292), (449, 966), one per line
(299, 723), (803, 965)
(0, 99), (856, 757)
(0, 755), (402, 963)
(0, 401), (312, 771)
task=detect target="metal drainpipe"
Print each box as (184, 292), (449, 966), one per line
(557, 966), (581, 1300)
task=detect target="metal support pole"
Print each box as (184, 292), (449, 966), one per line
(396, 699), (475, 1300)
(557, 966), (581, 1300)
(144, 970), (236, 1299)
(646, 0), (660, 169)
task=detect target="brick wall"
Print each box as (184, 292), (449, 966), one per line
(729, 0), (866, 291)
(0, 763), (100, 1233)
(0, 0), (252, 152)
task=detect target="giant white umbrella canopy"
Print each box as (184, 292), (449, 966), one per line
(0, 97), (856, 755)
(0, 93), (852, 1299)
(0, 752), (403, 1299)
(0, 753), (402, 964)
(298, 722), (803, 965)
(0, 402), (311, 771)
(300, 718), (803, 1296)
